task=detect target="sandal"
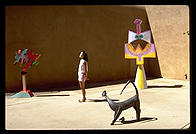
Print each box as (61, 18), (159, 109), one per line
(78, 99), (86, 103)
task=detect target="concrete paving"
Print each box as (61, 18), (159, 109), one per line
(5, 78), (191, 130)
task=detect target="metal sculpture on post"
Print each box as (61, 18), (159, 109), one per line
(11, 48), (40, 98)
(124, 19), (156, 89)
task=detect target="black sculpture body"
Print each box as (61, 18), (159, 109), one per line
(102, 80), (141, 125)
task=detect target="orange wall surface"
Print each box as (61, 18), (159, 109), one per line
(6, 5), (189, 92)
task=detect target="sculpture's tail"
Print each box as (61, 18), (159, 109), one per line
(120, 79), (139, 97)
(131, 81), (139, 97)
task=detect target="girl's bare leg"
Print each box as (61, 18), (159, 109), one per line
(79, 81), (86, 101)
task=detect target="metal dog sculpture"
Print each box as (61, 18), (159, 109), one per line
(102, 80), (141, 125)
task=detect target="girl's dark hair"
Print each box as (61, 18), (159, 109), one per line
(81, 51), (88, 62)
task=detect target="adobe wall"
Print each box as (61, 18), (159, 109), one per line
(145, 5), (190, 80)
(6, 5), (190, 92)
(6, 6), (161, 92)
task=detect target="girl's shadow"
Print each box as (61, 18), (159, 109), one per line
(117, 117), (158, 125)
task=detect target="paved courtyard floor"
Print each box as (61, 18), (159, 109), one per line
(5, 78), (191, 130)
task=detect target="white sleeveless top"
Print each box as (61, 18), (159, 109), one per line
(78, 59), (88, 74)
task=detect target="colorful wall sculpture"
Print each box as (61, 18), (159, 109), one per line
(12, 49), (40, 98)
(13, 49), (40, 72)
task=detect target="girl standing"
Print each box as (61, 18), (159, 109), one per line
(78, 51), (89, 102)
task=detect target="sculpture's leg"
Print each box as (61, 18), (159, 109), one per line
(135, 65), (147, 89)
(114, 111), (117, 118)
(111, 108), (122, 125)
(134, 103), (141, 121)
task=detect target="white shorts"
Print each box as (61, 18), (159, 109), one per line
(78, 73), (87, 82)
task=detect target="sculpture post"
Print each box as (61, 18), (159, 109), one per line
(124, 19), (156, 89)
(21, 71), (27, 91)
(135, 65), (147, 89)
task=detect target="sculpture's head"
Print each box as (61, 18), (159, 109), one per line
(102, 90), (107, 97)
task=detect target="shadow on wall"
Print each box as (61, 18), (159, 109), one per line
(143, 10), (162, 79)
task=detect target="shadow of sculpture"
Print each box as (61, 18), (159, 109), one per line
(119, 117), (158, 124)
(36, 94), (70, 97)
(147, 85), (183, 88)
(86, 98), (119, 102)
